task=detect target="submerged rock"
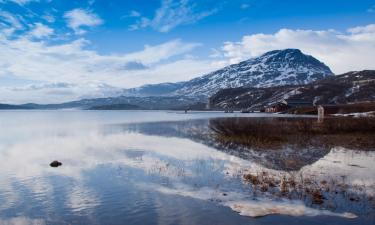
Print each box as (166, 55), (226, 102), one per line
(50, 160), (62, 167)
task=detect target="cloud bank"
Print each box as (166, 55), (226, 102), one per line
(0, 0), (38, 5)
(213, 24), (375, 74)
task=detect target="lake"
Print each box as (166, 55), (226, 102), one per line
(0, 111), (373, 225)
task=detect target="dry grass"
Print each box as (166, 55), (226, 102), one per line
(209, 117), (375, 150)
(337, 102), (375, 114)
(242, 171), (374, 211)
(292, 102), (375, 115)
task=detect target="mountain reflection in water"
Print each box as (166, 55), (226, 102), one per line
(0, 111), (374, 225)
(115, 119), (332, 171)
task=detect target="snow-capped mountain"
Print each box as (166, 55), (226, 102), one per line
(124, 49), (333, 97)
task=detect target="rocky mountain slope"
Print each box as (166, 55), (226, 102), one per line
(209, 70), (375, 110)
(124, 49), (333, 97)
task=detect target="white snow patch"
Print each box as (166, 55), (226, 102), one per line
(139, 182), (357, 219)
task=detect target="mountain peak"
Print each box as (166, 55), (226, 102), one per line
(262, 48), (302, 56)
(258, 49), (327, 67)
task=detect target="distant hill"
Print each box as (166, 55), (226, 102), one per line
(0, 96), (203, 110)
(209, 70), (375, 110)
(87, 103), (142, 110)
(123, 82), (184, 97)
(0, 104), (33, 110)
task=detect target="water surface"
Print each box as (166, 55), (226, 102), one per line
(0, 111), (373, 225)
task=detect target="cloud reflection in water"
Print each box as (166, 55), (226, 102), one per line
(0, 111), (374, 224)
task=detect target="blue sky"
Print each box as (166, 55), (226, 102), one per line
(0, 0), (375, 103)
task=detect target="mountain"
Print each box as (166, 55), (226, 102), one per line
(121, 119), (331, 171)
(209, 70), (375, 110)
(124, 49), (333, 97)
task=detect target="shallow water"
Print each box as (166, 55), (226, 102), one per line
(0, 111), (373, 225)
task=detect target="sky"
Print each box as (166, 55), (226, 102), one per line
(0, 0), (375, 104)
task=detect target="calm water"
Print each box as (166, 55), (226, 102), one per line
(0, 111), (374, 225)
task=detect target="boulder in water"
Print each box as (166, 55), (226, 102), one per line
(50, 160), (62, 167)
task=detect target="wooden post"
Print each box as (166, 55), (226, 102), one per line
(318, 105), (324, 123)
(206, 100), (211, 110)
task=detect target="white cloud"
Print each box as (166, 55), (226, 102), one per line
(130, 0), (218, 32)
(28, 23), (53, 38)
(3, 82), (124, 103)
(214, 24), (375, 74)
(118, 58), (217, 88)
(0, 0), (38, 5)
(240, 3), (250, 9)
(64, 8), (103, 35)
(11, 82), (74, 91)
(0, 11), (26, 37)
(42, 13), (55, 23)
(123, 39), (201, 64)
(128, 10), (141, 18)
(0, 11), (23, 30)
(347, 24), (375, 34)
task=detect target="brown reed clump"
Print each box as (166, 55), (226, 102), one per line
(243, 174), (260, 185)
(241, 170), (375, 211)
(312, 189), (324, 205)
(209, 117), (375, 150)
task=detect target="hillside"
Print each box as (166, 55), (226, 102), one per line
(209, 70), (375, 110)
